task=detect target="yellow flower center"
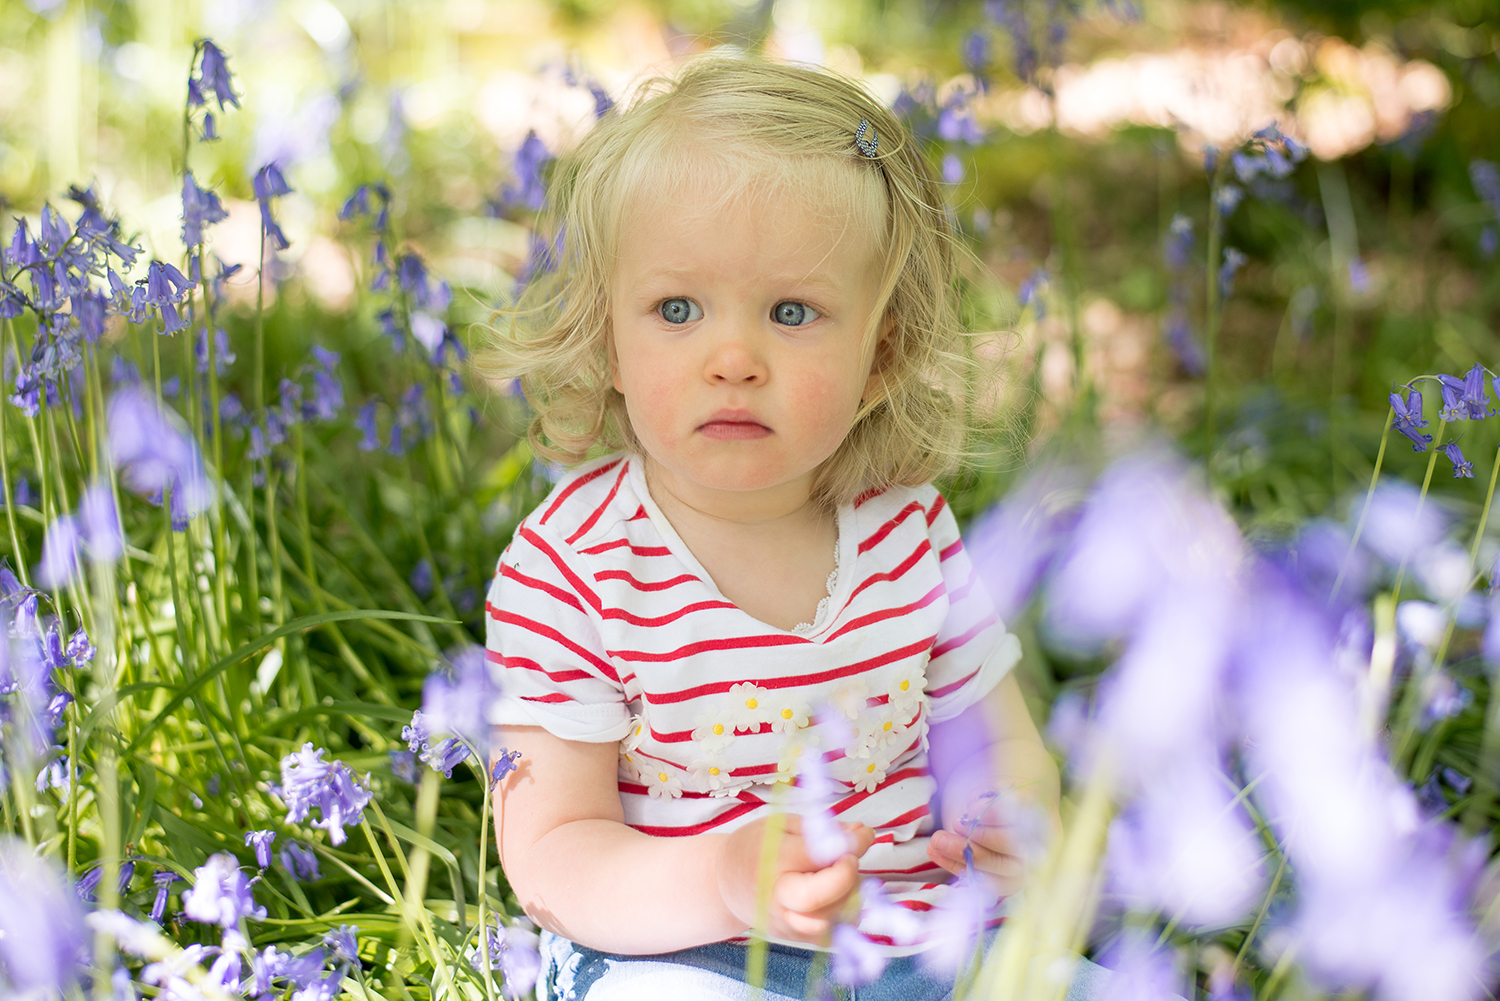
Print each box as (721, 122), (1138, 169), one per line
(866, 763), (877, 774)
(882, 721), (893, 732)
(712, 723), (724, 736)
(708, 767), (720, 776)
(657, 772), (669, 783)
(781, 708), (794, 720)
(745, 698), (758, 710)
(899, 680), (909, 692)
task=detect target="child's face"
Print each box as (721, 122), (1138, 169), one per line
(608, 169), (886, 510)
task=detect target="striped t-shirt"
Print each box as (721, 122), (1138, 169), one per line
(485, 454), (1021, 952)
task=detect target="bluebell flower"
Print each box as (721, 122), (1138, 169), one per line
(409, 558), (433, 597)
(194, 40), (239, 111)
(106, 387), (213, 522)
(1347, 257), (1371, 294)
(422, 737), (471, 778)
(941, 154), (964, 185)
(1218, 247), (1248, 297)
(1214, 183), (1244, 217)
(831, 924), (887, 986)
(195, 326), (234, 376)
(245, 830), (276, 868)
(1441, 441), (1474, 478)
(275, 743), (372, 846)
(501, 132), (552, 212)
(0, 837), (87, 995)
(181, 172), (228, 247)
(37, 513), (81, 588)
(402, 709), (431, 753)
(586, 79), (614, 118)
(1388, 386), (1430, 452)
(356, 400), (381, 451)
(1436, 373), (1466, 422)
(962, 29), (991, 77)
(79, 482), (123, 562)
(490, 748), (522, 788)
(1470, 159), (1500, 214)
(75, 866), (104, 903)
(253, 163), (293, 251)
(390, 750), (419, 783)
(1017, 268), (1047, 319)
(36, 755), (69, 797)
(182, 853), (265, 928)
(1481, 225), (1499, 258)
(1162, 213), (1194, 271)
(200, 111), (218, 141)
(279, 842), (322, 882)
(1164, 309), (1206, 375)
(150, 871), (181, 924)
(324, 925), (359, 966)
(422, 645), (498, 745)
(1458, 363), (1491, 419)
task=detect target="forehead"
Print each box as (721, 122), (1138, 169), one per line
(611, 145), (888, 286)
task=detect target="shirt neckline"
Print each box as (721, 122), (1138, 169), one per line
(626, 456), (858, 641)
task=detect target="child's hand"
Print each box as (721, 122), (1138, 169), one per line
(926, 789), (1057, 897)
(716, 815), (874, 944)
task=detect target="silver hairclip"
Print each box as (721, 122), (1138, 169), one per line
(855, 118), (879, 158)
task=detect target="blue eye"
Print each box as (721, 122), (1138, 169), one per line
(659, 298), (702, 324)
(773, 301), (819, 326)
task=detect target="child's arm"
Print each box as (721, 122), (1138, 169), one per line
(494, 724), (874, 955)
(924, 672), (1062, 893)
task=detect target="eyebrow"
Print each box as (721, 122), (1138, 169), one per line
(627, 266), (852, 296)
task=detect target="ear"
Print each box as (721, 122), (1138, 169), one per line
(862, 312), (896, 403)
(606, 320), (624, 394)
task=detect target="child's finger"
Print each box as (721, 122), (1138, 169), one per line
(774, 854), (862, 915)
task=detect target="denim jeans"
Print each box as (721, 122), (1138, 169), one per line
(538, 929), (1115, 1001)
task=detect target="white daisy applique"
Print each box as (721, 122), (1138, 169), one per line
(774, 726), (822, 783)
(851, 751), (892, 794)
(728, 683), (772, 733)
(691, 703), (736, 752)
(886, 663), (927, 714)
(618, 747), (644, 784)
(827, 678), (871, 721)
(644, 764), (684, 799)
(768, 696), (810, 735)
(623, 714), (648, 752)
(689, 753), (734, 795)
(853, 705), (911, 759)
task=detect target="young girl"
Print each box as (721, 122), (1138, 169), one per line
(481, 56), (1086, 1000)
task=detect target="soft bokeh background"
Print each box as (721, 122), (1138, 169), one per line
(3, 0), (1500, 998)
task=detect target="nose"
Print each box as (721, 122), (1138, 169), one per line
(704, 321), (768, 386)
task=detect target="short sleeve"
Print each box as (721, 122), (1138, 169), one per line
(922, 493), (1021, 723)
(485, 522), (633, 743)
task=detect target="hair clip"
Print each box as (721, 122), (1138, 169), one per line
(854, 118), (879, 159)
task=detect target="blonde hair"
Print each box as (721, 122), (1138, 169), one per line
(477, 54), (991, 508)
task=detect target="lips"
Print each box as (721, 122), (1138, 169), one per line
(698, 409), (771, 441)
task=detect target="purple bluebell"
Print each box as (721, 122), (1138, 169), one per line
(79, 481), (123, 562)
(245, 830), (276, 868)
(1164, 309), (1206, 375)
(253, 163), (293, 251)
(422, 737), (471, 778)
(490, 748), (522, 788)
(151, 871), (181, 923)
(323, 925), (359, 966)
(182, 852), (266, 927)
(1104, 756), (1265, 926)
(501, 132), (552, 212)
(181, 172), (228, 247)
(1441, 441), (1474, 478)
(497, 925), (541, 1001)
(791, 747), (848, 866)
(356, 401), (380, 451)
(831, 924), (887, 986)
(1458, 363), (1491, 419)
(279, 842), (322, 882)
(936, 102), (983, 145)
(1347, 257), (1371, 294)
(1218, 246), (1247, 296)
(403, 709), (431, 753)
(75, 866), (104, 903)
(1017, 268), (1047, 319)
(1162, 212), (1194, 271)
(411, 311), (446, 354)
(966, 465), (1078, 622)
(1436, 373), (1466, 422)
(1471, 159), (1500, 213)
(0, 838), (87, 994)
(390, 750), (419, 783)
(1481, 225), (1498, 258)
(423, 645), (499, 745)
(1231, 150), (1265, 182)
(195, 40), (239, 111)
(962, 29), (990, 77)
(941, 154), (964, 185)
(915, 879), (992, 976)
(276, 743), (372, 846)
(1096, 932), (1185, 1001)
(1215, 183), (1244, 217)
(410, 558), (433, 598)
(37, 513), (81, 588)
(36, 755), (69, 797)
(160, 376), (181, 398)
(43, 692), (73, 733)
(195, 327), (235, 376)
(1389, 388), (1431, 451)
(106, 387), (213, 521)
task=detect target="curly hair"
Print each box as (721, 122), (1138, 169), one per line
(476, 54), (992, 508)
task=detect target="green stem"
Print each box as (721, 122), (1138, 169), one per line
(1391, 419), (1446, 605)
(1331, 406), (1394, 603)
(1204, 165), (1224, 465)
(0, 318), (28, 583)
